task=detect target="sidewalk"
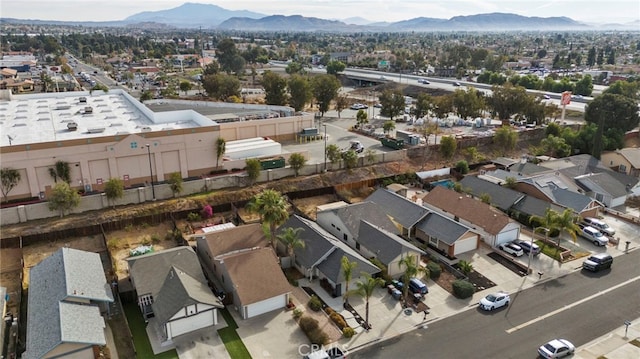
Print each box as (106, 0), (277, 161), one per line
(574, 320), (640, 359)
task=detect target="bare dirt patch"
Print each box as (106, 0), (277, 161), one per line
(292, 194), (339, 220)
(0, 270), (22, 315)
(106, 222), (177, 279)
(434, 269), (496, 295)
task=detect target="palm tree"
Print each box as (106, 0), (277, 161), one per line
(354, 272), (384, 330)
(553, 209), (581, 246)
(247, 189), (290, 252)
(276, 227), (305, 260)
(340, 256), (358, 304)
(530, 208), (558, 245)
(458, 260), (473, 276)
(398, 254), (426, 304)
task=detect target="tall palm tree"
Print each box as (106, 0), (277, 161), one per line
(247, 189), (290, 252)
(530, 208), (558, 245)
(354, 272), (384, 330)
(276, 227), (305, 260)
(340, 256), (358, 304)
(398, 254), (425, 304)
(553, 209), (581, 246)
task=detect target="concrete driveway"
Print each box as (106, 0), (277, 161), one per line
(234, 308), (309, 358)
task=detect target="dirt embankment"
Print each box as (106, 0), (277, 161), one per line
(0, 161), (420, 239)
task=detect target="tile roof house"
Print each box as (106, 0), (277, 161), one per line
(421, 186), (521, 247)
(279, 215), (379, 298)
(126, 246), (223, 345)
(195, 224), (291, 319)
(24, 248), (114, 359)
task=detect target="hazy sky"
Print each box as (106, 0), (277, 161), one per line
(2, 0), (639, 23)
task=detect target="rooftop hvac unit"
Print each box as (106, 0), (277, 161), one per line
(67, 122), (78, 131)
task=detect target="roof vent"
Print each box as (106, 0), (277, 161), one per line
(87, 127), (105, 133)
(67, 122), (78, 131)
(140, 126), (152, 132)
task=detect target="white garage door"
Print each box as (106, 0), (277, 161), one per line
(454, 236), (478, 256)
(168, 310), (214, 339)
(495, 228), (520, 247)
(246, 295), (287, 319)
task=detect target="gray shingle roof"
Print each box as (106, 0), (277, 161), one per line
(415, 212), (471, 245)
(326, 201), (398, 235)
(549, 186), (595, 212)
(152, 266), (222, 324)
(25, 248), (112, 359)
(576, 172), (630, 198)
(365, 189), (430, 229)
(284, 215), (379, 283)
(510, 195), (564, 218)
(357, 220), (423, 265)
(126, 246), (206, 298)
(459, 176), (524, 210)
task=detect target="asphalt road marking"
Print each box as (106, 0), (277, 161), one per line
(506, 275), (640, 334)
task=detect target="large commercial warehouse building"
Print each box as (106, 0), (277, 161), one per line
(0, 89), (313, 201)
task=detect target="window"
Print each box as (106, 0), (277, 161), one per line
(429, 236), (438, 246)
(343, 234), (348, 241)
(130, 141), (138, 149)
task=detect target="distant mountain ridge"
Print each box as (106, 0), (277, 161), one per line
(2, 2), (639, 31)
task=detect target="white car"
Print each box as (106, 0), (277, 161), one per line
(499, 242), (524, 257)
(479, 292), (510, 311)
(538, 339), (575, 358)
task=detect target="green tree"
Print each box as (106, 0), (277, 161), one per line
(202, 73), (240, 101)
(398, 254), (425, 305)
(504, 176), (517, 189)
(288, 153), (307, 176)
(586, 47), (596, 67)
(216, 38), (245, 74)
(574, 75), (593, 96)
(48, 160), (71, 183)
(103, 177), (124, 208)
(604, 80), (640, 100)
(493, 126), (519, 155)
(216, 137), (226, 169)
(382, 120), (396, 134)
(167, 172), (183, 198)
(353, 272), (385, 330)
(457, 260), (473, 276)
(311, 75), (341, 117)
(452, 87), (484, 120)
(262, 71), (288, 106)
(247, 189), (290, 252)
(285, 61), (305, 75)
(356, 109), (368, 128)
(340, 256), (358, 304)
(140, 90), (154, 102)
(326, 144), (342, 170)
(379, 90), (405, 121)
(326, 60), (346, 75)
(454, 160), (469, 175)
(413, 93), (432, 119)
(48, 182), (81, 217)
(538, 135), (572, 158)
(276, 226), (305, 259)
(584, 93), (640, 158)
(487, 84), (530, 125)
(179, 81), (192, 95)
(342, 150), (358, 170)
(431, 95), (453, 119)
(439, 136), (457, 159)
(554, 209), (581, 246)
(287, 75), (312, 111)
(0, 168), (21, 203)
(245, 158), (261, 185)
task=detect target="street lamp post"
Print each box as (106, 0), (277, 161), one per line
(145, 144), (156, 201)
(323, 124), (328, 172)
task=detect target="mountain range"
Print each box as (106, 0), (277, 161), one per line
(1, 2), (638, 31)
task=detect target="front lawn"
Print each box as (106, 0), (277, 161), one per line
(218, 308), (252, 359)
(123, 301), (179, 359)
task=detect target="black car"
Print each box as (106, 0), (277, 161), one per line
(582, 253), (613, 272)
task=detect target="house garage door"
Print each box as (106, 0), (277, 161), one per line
(495, 228), (520, 247)
(454, 236), (478, 256)
(168, 310), (214, 339)
(246, 294), (287, 319)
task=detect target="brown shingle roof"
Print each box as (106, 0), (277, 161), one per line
(200, 223), (269, 257)
(222, 248), (291, 306)
(422, 186), (511, 235)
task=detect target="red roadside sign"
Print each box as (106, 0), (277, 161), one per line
(561, 91), (572, 105)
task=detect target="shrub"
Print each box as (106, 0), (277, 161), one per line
(427, 262), (442, 279)
(187, 212), (201, 222)
(324, 307), (335, 316)
(107, 239), (118, 250)
(308, 295), (322, 312)
(293, 308), (303, 319)
(342, 327), (355, 338)
(452, 279), (475, 299)
(150, 234), (161, 244)
(140, 236), (151, 246)
(308, 328), (328, 345)
(330, 312), (347, 330)
(299, 316), (319, 332)
(201, 205), (213, 219)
